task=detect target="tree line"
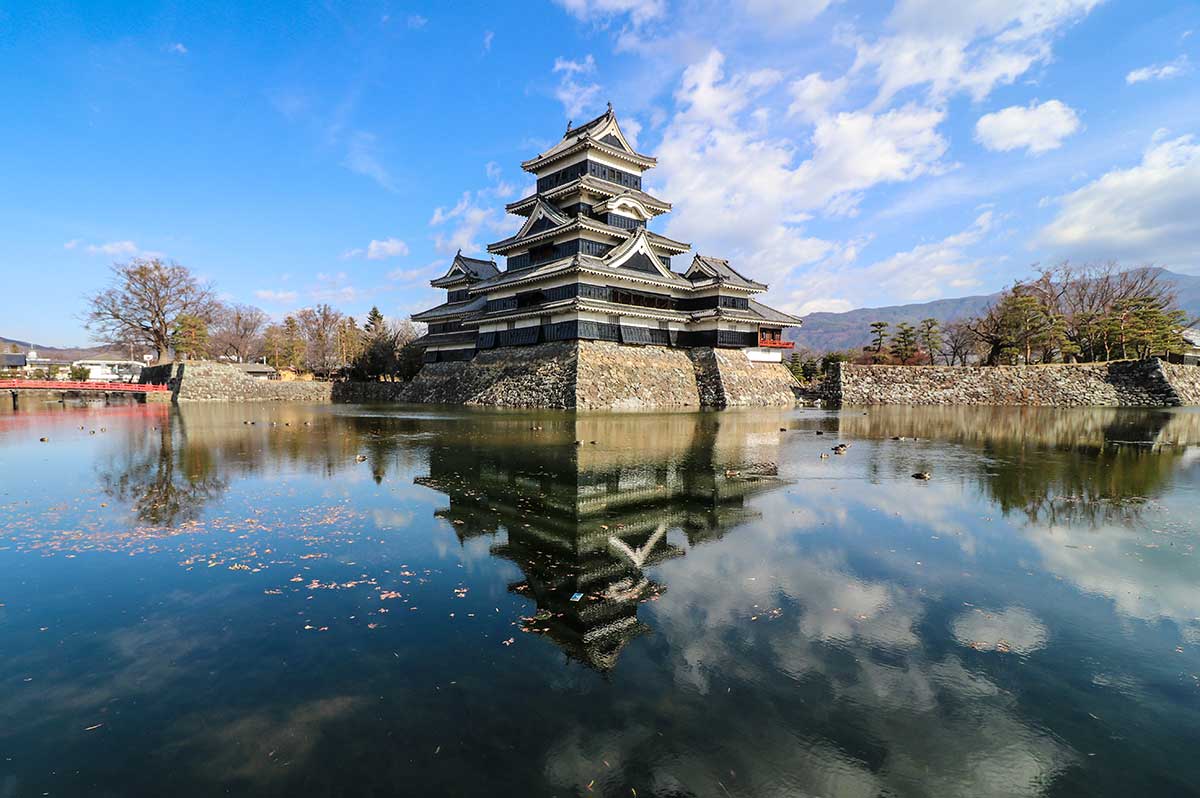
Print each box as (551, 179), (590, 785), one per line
(84, 258), (424, 381)
(790, 263), (1193, 376)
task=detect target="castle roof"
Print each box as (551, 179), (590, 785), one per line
(685, 255), (767, 291)
(486, 215), (690, 256)
(521, 105), (656, 173)
(410, 295), (487, 322)
(505, 176), (671, 216)
(430, 251), (500, 288)
(746, 300), (804, 326)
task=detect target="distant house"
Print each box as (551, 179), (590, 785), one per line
(23, 350), (71, 378)
(1, 353), (26, 373)
(231, 362), (279, 380)
(1173, 329), (1200, 366)
(71, 359), (144, 382)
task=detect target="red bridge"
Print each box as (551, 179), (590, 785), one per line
(0, 380), (169, 392)
(1, 379), (170, 408)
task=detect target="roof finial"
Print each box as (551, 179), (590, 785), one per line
(606, 101), (613, 113)
(566, 119), (572, 132)
(456, 248), (461, 256)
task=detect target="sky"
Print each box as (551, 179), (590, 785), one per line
(1, 0), (1198, 347)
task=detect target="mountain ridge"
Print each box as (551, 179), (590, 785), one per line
(787, 268), (1200, 353)
(0, 335), (131, 362)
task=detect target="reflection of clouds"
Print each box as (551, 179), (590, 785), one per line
(371, 509), (413, 529)
(1030, 522), (1200, 642)
(171, 696), (363, 785)
(592, 514), (1075, 798)
(952, 606), (1049, 654)
(783, 454), (986, 560)
(543, 720), (884, 798)
(0, 613), (206, 741)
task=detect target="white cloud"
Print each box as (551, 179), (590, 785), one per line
(1125, 56), (1189, 84)
(795, 298), (855, 315)
(84, 240), (140, 256)
(341, 238), (409, 260)
(254, 289), (299, 304)
(63, 239), (81, 250)
(1037, 133), (1200, 266)
(858, 211), (997, 301)
(656, 49), (951, 304)
(428, 163), (515, 257)
(482, 30), (494, 52)
(975, 100), (1081, 154)
(552, 55), (602, 118)
(342, 131), (394, 191)
(620, 117), (642, 147)
(655, 51), (832, 288)
(552, 0), (665, 27)
(788, 72), (846, 122)
(799, 105), (949, 212)
(742, 0), (840, 26)
(484, 161), (515, 197)
(367, 238), (409, 260)
(168, 42), (188, 55)
(788, 212), (996, 311)
(854, 0), (1103, 106)
(406, 15), (427, 29)
(429, 192), (500, 255)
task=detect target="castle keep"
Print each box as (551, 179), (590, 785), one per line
(404, 105), (802, 409)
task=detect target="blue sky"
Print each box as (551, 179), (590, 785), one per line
(2, 0), (1198, 346)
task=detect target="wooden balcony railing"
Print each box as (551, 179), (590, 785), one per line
(757, 337), (794, 349)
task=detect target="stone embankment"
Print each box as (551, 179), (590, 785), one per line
(827, 359), (1200, 407)
(142, 361), (333, 402)
(398, 341), (801, 410)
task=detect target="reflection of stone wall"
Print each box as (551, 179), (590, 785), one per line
(170, 362), (333, 402)
(330, 382), (410, 403)
(397, 342), (800, 410)
(828, 360), (1199, 407)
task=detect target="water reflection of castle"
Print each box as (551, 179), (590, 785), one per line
(415, 412), (792, 670)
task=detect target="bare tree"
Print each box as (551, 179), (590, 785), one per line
(211, 303), (268, 362)
(84, 259), (218, 362)
(296, 304), (344, 376)
(941, 320), (977, 365)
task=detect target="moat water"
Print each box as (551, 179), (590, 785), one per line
(1, 401), (1198, 797)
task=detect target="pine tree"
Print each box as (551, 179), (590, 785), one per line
(170, 314), (210, 360)
(282, 315), (303, 371)
(918, 318), (942, 364)
(364, 306), (385, 338)
(873, 319), (892, 355)
(889, 323), (918, 364)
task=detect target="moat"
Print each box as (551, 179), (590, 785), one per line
(2, 402), (1198, 796)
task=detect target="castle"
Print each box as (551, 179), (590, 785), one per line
(404, 105), (802, 410)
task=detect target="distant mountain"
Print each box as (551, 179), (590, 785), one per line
(788, 268), (1200, 353)
(0, 335), (132, 362)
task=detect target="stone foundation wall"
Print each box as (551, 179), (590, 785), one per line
(576, 341), (700, 410)
(1161, 363), (1200, 405)
(162, 361), (334, 402)
(706, 348), (801, 407)
(398, 342), (577, 408)
(828, 359), (1200, 407)
(397, 342), (800, 410)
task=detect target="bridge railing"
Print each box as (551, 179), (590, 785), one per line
(0, 380), (170, 392)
